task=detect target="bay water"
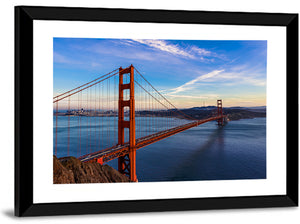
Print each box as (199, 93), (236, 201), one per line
(54, 117), (266, 182)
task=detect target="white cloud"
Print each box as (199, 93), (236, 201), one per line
(130, 39), (228, 63)
(190, 46), (211, 56)
(215, 70), (266, 87)
(53, 52), (86, 66)
(132, 39), (195, 58)
(243, 77), (266, 86)
(166, 94), (219, 99)
(166, 65), (266, 102)
(110, 39), (226, 64)
(54, 52), (73, 64)
(170, 69), (224, 94)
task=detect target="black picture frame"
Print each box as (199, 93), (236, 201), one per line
(15, 5), (298, 217)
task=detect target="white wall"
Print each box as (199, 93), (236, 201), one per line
(0, 0), (299, 223)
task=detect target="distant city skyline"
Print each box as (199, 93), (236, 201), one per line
(54, 38), (267, 108)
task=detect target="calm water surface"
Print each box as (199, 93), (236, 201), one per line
(54, 117), (266, 182)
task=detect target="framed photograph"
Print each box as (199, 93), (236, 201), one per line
(15, 6), (298, 216)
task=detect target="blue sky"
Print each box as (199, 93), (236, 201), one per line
(54, 38), (267, 108)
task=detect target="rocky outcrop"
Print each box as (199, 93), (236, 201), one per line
(53, 156), (130, 184)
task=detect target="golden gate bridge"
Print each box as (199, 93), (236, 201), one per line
(53, 65), (227, 182)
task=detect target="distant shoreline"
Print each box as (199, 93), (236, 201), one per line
(54, 106), (266, 121)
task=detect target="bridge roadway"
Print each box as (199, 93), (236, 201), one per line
(79, 115), (226, 163)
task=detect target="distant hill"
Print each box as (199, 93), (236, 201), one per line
(225, 106), (266, 113)
(190, 106), (216, 110)
(141, 106), (266, 121)
(223, 108), (266, 121)
(181, 108), (265, 120)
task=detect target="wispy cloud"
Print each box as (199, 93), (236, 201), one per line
(242, 77), (266, 86)
(217, 62), (267, 87)
(53, 51), (102, 71)
(198, 70), (266, 87)
(166, 94), (219, 99)
(170, 69), (224, 94)
(127, 39), (224, 63)
(165, 63), (266, 101)
(86, 39), (225, 65)
(190, 46), (211, 56)
(54, 52), (74, 64)
(132, 39), (195, 59)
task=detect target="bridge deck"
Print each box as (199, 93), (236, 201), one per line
(78, 115), (226, 163)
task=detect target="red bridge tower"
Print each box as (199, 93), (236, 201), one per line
(217, 99), (225, 126)
(118, 65), (137, 182)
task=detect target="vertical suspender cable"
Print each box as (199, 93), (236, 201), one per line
(94, 85), (96, 153)
(77, 92), (79, 157)
(55, 99), (58, 157)
(101, 83), (103, 148)
(99, 82), (101, 150)
(86, 89), (89, 154)
(68, 96), (70, 156)
(114, 75), (117, 145)
(79, 91), (82, 157)
(107, 79), (109, 148)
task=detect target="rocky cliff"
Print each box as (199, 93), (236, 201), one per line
(53, 156), (130, 184)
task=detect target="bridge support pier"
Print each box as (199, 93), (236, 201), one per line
(118, 65), (137, 182)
